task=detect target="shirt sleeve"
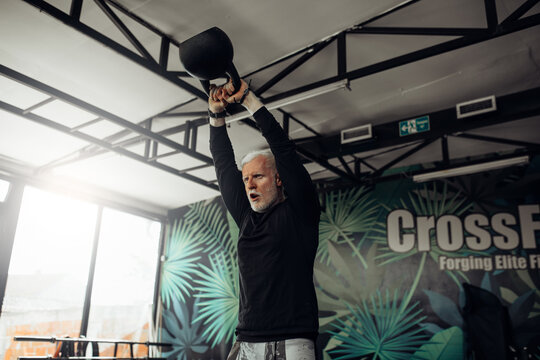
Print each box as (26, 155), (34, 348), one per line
(209, 125), (250, 226)
(252, 107), (320, 224)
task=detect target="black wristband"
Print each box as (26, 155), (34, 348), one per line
(237, 88), (250, 104)
(208, 109), (227, 118)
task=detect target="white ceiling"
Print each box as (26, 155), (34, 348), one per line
(1, 0), (539, 216)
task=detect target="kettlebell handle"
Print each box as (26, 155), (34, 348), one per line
(200, 63), (241, 96)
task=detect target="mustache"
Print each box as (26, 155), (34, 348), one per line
(248, 190), (262, 199)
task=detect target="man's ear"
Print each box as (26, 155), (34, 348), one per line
(275, 173), (282, 187)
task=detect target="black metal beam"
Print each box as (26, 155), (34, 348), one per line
(354, 159), (361, 175)
(242, 0), (422, 79)
(277, 110), (321, 137)
(159, 37), (170, 68)
(39, 116), (210, 172)
(152, 221), (167, 330)
(358, 158), (376, 172)
(156, 111), (208, 118)
(255, 38), (334, 96)
(261, 13), (540, 106)
(40, 104), (208, 172)
(282, 113), (290, 135)
(70, 117), (103, 132)
(484, 0), (499, 31)
(70, 0), (83, 20)
(190, 123), (198, 151)
(501, 0), (539, 25)
(21, 0), (207, 100)
(94, 0), (156, 64)
(349, 27), (486, 36)
(317, 149), (537, 188)
(0, 181), (25, 317)
(168, 71), (191, 78)
(144, 118), (153, 158)
(295, 147), (362, 184)
(0, 100), (219, 191)
(441, 135), (450, 166)
(411, 149), (535, 181)
(0, 64), (213, 165)
(454, 132), (540, 150)
(337, 33), (347, 76)
(22, 97), (56, 114)
(338, 156), (354, 176)
(183, 121), (192, 148)
(80, 206), (103, 337)
(105, 0), (182, 47)
(13, 0), (540, 189)
(368, 138), (437, 179)
(297, 86), (540, 161)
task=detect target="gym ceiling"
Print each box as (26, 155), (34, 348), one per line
(1, 0), (539, 216)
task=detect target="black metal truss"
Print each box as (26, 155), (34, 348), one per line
(254, 4), (540, 106)
(22, 0), (540, 108)
(22, 0), (207, 100)
(300, 86), (540, 157)
(0, 65), (218, 191)
(12, 0), (540, 187)
(314, 148), (537, 197)
(453, 133), (540, 150)
(300, 86), (540, 182)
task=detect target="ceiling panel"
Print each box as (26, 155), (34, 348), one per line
(0, 109), (89, 166)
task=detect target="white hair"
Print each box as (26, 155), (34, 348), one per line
(240, 149), (286, 200)
(240, 149), (276, 172)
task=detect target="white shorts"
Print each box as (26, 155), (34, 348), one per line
(226, 338), (316, 360)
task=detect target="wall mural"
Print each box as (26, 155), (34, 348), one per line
(160, 156), (540, 359)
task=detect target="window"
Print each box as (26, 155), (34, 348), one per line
(0, 186), (98, 359)
(0, 179), (9, 202)
(0, 187), (162, 360)
(86, 208), (161, 357)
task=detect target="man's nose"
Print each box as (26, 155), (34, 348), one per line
(247, 178), (255, 189)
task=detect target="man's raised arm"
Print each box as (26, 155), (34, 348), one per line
(208, 84), (249, 225)
(224, 80), (320, 222)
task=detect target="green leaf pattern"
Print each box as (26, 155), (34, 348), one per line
(161, 177), (540, 359)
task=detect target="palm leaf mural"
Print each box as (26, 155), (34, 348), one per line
(319, 187), (380, 267)
(161, 219), (205, 308)
(329, 289), (429, 360)
(162, 296), (208, 360)
(184, 200), (237, 256)
(375, 182), (483, 289)
(193, 251), (239, 347)
(315, 241), (386, 327)
(412, 326), (464, 359)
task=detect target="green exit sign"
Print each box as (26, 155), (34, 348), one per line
(399, 115), (430, 136)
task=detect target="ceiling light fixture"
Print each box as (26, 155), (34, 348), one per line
(226, 79), (349, 123)
(413, 155), (530, 183)
(341, 124), (372, 144)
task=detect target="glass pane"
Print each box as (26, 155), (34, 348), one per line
(0, 187), (97, 360)
(0, 179), (9, 202)
(86, 208), (161, 357)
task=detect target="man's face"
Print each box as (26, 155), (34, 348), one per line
(242, 155), (282, 212)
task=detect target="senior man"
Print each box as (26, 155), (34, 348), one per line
(208, 79), (320, 360)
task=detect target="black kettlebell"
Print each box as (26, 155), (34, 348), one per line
(179, 27), (241, 95)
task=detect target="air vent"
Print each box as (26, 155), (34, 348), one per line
(341, 124), (372, 144)
(456, 95), (496, 119)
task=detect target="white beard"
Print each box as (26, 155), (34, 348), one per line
(249, 185), (280, 213)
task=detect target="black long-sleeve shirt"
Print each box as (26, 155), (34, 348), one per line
(209, 107), (320, 341)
